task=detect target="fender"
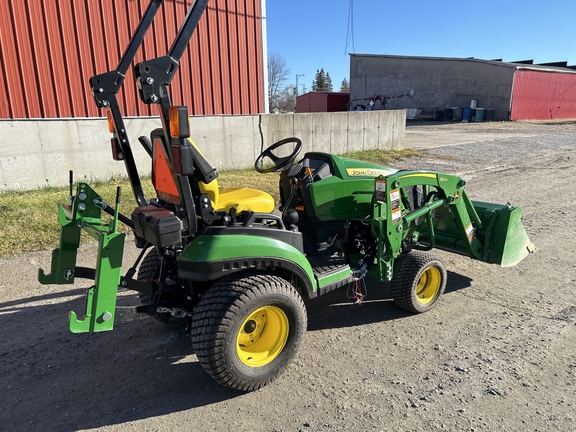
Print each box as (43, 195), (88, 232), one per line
(177, 232), (318, 298)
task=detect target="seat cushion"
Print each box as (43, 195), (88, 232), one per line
(215, 188), (275, 213)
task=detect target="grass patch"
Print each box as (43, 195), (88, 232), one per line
(341, 149), (418, 166)
(0, 149), (419, 258)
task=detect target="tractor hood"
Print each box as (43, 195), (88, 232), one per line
(298, 152), (398, 221)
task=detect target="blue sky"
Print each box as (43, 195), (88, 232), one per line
(266, 0), (576, 93)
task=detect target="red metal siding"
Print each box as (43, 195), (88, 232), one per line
(511, 70), (576, 120)
(296, 92), (350, 113)
(326, 93), (350, 112)
(0, 0), (264, 119)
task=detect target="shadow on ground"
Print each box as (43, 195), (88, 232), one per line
(0, 269), (471, 430)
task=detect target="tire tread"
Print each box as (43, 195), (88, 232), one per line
(390, 251), (447, 314)
(191, 271), (307, 391)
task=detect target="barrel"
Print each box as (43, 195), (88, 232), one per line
(451, 107), (461, 121)
(485, 109), (496, 121)
(474, 108), (485, 122)
(462, 108), (473, 122)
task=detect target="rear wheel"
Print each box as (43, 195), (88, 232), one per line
(137, 250), (161, 304)
(391, 251), (447, 313)
(137, 250), (174, 324)
(191, 271), (307, 391)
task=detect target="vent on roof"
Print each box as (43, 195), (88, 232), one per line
(537, 61), (568, 67)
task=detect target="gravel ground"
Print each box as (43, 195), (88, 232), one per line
(1, 121), (575, 431)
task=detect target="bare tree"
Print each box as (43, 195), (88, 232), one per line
(268, 52), (291, 112)
(272, 85), (297, 113)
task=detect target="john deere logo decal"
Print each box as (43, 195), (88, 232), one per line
(346, 168), (397, 177)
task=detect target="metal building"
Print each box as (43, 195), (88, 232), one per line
(350, 54), (576, 121)
(0, 0), (266, 119)
(296, 92), (350, 113)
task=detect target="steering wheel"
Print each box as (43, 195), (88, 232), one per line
(254, 137), (303, 173)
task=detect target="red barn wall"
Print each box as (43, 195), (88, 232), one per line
(0, 0), (264, 119)
(511, 70), (576, 120)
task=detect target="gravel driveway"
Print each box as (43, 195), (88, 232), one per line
(1, 121), (575, 431)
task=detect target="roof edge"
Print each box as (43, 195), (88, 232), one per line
(350, 54), (576, 74)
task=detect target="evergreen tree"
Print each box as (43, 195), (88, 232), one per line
(325, 72), (333, 91)
(340, 77), (350, 92)
(312, 68), (333, 91)
(312, 69), (324, 91)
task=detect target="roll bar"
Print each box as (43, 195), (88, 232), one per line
(87, 0), (211, 232)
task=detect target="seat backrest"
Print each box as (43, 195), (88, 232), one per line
(150, 128), (220, 205)
(189, 138), (219, 205)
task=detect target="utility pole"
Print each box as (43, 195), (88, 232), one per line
(295, 74), (305, 96)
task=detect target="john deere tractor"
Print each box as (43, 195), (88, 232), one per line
(38, 0), (534, 391)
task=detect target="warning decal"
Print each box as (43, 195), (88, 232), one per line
(391, 208), (402, 224)
(375, 178), (386, 202)
(465, 223), (476, 244)
(390, 189), (401, 224)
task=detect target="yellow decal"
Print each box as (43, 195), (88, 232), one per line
(346, 168), (397, 177)
(399, 173), (437, 179)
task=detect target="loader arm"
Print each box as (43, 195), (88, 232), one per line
(370, 171), (534, 281)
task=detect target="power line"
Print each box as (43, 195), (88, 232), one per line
(345, 0), (355, 55)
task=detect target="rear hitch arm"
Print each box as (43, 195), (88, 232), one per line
(38, 183), (126, 333)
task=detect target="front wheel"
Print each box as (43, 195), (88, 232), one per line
(191, 272), (307, 391)
(390, 251), (447, 313)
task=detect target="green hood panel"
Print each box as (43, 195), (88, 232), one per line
(307, 154), (398, 221)
(326, 153), (398, 178)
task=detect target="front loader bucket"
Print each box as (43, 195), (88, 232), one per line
(473, 201), (535, 267)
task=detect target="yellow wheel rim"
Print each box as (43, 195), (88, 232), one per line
(415, 267), (441, 304)
(236, 306), (289, 367)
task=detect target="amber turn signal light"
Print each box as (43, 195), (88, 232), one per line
(106, 110), (115, 133)
(169, 106), (190, 138)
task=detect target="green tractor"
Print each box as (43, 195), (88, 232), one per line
(38, 0), (534, 392)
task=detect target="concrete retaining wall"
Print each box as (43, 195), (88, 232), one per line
(0, 110), (405, 191)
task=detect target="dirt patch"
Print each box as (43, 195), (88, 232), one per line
(1, 122), (575, 431)
(405, 119), (576, 149)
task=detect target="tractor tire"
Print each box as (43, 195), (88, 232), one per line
(136, 250), (184, 326)
(390, 251), (447, 314)
(191, 271), (307, 391)
(137, 249), (161, 305)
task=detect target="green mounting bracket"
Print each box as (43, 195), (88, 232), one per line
(38, 182), (126, 333)
(37, 205), (81, 284)
(69, 230), (125, 333)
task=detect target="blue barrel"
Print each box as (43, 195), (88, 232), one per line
(462, 108), (473, 122)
